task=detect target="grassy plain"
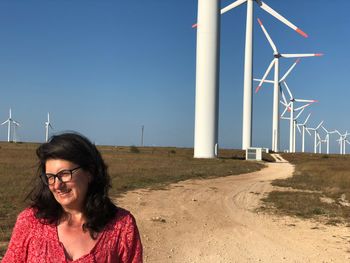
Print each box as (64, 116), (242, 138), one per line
(262, 153), (350, 225)
(0, 142), (267, 256)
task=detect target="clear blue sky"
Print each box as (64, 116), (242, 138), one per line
(0, 0), (348, 153)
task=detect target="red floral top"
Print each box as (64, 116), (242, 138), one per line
(2, 208), (142, 263)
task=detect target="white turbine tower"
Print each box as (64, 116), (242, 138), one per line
(1, 108), (19, 142)
(255, 19), (322, 153)
(220, 0), (307, 150)
(193, 0), (220, 158)
(307, 121), (324, 154)
(45, 112), (53, 142)
(12, 121), (20, 143)
(321, 126), (337, 154)
(316, 133), (323, 153)
(343, 132), (349, 154)
(345, 139), (350, 154)
(296, 113), (311, 153)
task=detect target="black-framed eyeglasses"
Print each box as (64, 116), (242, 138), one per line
(41, 167), (81, 186)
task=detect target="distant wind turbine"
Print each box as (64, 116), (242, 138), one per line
(321, 126), (337, 154)
(255, 19), (322, 152)
(12, 121), (20, 143)
(1, 108), (19, 142)
(296, 113), (311, 153)
(45, 112), (53, 142)
(335, 130), (349, 155)
(141, 125), (144, 147)
(307, 121), (324, 154)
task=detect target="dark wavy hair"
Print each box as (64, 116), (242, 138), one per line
(27, 132), (117, 238)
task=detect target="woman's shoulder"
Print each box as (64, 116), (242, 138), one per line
(16, 207), (52, 231)
(107, 207), (138, 232)
(16, 207), (39, 225)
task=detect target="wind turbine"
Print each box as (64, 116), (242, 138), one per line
(12, 121), (20, 143)
(255, 18), (322, 152)
(220, 0), (307, 150)
(1, 108), (19, 142)
(45, 112), (53, 142)
(307, 121), (324, 154)
(316, 133), (324, 153)
(345, 139), (350, 154)
(321, 126), (337, 154)
(296, 113), (311, 153)
(343, 133), (350, 154)
(335, 130), (349, 155)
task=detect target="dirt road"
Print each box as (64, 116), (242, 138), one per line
(116, 155), (350, 262)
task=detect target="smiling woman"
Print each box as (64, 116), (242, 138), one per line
(2, 132), (143, 263)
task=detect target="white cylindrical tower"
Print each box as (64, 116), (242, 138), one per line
(289, 103), (294, 153)
(194, 0), (220, 158)
(302, 127), (305, 152)
(241, 0), (254, 150)
(272, 58), (279, 152)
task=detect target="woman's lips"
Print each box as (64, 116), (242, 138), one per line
(57, 189), (71, 196)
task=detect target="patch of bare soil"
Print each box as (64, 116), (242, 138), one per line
(116, 155), (350, 263)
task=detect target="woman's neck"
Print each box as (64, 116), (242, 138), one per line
(61, 209), (86, 228)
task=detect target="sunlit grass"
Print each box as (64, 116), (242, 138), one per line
(262, 153), (350, 224)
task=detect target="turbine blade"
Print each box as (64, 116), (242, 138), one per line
(322, 126), (329, 133)
(256, 59), (276, 93)
(296, 124), (301, 134)
(316, 121), (324, 130)
(257, 18), (278, 54)
(253, 78), (274, 84)
(294, 103), (311, 111)
(280, 100), (288, 107)
(281, 102), (291, 117)
(258, 1), (308, 38)
(282, 81), (293, 99)
(280, 58), (300, 82)
(294, 99), (317, 103)
(1, 120), (9, 125)
(295, 108), (305, 120)
(303, 113), (311, 125)
(221, 0), (247, 14)
(281, 53), (323, 58)
(281, 89), (288, 105)
(316, 133), (321, 140)
(306, 128), (312, 136)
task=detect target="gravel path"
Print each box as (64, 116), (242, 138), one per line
(116, 154), (350, 262)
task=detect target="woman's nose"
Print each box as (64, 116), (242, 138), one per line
(52, 177), (64, 189)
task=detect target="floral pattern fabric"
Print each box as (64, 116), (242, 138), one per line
(2, 208), (142, 263)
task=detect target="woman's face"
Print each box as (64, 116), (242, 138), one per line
(45, 159), (91, 212)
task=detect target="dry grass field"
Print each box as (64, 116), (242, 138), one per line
(262, 153), (350, 225)
(3, 142), (349, 258)
(0, 142), (267, 257)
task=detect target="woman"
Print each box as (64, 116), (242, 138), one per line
(2, 132), (143, 262)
